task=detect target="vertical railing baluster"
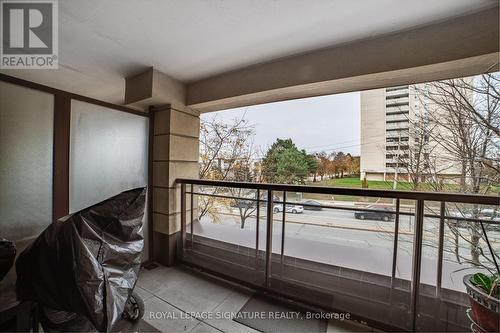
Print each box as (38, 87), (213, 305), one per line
(265, 189), (273, 288)
(436, 202), (445, 298)
(434, 201), (446, 330)
(411, 199), (425, 332)
(190, 184), (194, 249)
(255, 189), (260, 263)
(391, 198), (400, 289)
(180, 183), (186, 259)
(281, 191), (286, 265)
(389, 198), (400, 323)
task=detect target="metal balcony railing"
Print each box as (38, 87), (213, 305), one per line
(386, 97), (410, 107)
(386, 91), (409, 98)
(386, 129), (410, 137)
(386, 114), (408, 122)
(176, 178), (499, 332)
(386, 122), (410, 130)
(386, 105), (410, 113)
(386, 86), (409, 93)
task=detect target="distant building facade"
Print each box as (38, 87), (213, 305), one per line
(360, 85), (460, 182)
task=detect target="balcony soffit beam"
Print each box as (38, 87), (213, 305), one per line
(186, 7), (499, 113)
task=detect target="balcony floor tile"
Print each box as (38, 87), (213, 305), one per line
(137, 264), (376, 333)
(138, 265), (258, 333)
(143, 296), (199, 332)
(134, 285), (155, 302)
(153, 268), (237, 313)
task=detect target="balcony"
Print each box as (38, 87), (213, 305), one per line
(386, 111), (410, 121)
(386, 120), (409, 128)
(386, 106), (410, 114)
(386, 90), (409, 98)
(386, 86), (409, 92)
(0, 2), (498, 332)
(386, 98), (410, 107)
(176, 179), (499, 332)
(385, 154), (408, 162)
(386, 127), (410, 134)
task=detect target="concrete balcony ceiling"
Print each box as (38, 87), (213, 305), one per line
(0, 0), (498, 109)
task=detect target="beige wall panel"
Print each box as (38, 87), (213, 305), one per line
(153, 135), (169, 161)
(153, 187), (169, 215)
(153, 186), (196, 215)
(154, 110), (170, 135)
(169, 135), (199, 162)
(153, 213), (169, 234)
(152, 161), (169, 188)
(170, 110), (200, 138)
(167, 161), (199, 187)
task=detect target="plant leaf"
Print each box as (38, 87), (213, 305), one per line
(473, 273), (492, 292)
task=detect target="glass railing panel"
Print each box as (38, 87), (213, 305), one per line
(176, 180), (499, 332)
(184, 184), (266, 286)
(281, 192), (414, 329)
(415, 201), (500, 331)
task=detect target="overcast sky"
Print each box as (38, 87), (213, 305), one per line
(202, 92), (361, 157)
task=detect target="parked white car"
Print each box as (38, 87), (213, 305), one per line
(273, 204), (304, 214)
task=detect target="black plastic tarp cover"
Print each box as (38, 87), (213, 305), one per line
(16, 187), (146, 332)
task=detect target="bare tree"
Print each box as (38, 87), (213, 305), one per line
(377, 75), (499, 273)
(413, 74), (500, 267)
(199, 114), (258, 229)
(396, 105), (441, 190)
(418, 75), (499, 194)
(228, 159), (258, 229)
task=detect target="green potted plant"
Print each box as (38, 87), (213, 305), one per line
(462, 217), (500, 332)
(463, 272), (499, 332)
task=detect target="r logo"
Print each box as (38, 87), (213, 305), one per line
(2, 1), (53, 54)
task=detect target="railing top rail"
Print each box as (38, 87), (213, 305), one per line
(176, 178), (499, 205)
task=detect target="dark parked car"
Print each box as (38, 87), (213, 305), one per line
(302, 200), (322, 211)
(354, 206), (395, 222)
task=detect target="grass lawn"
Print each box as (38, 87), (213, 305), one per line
(310, 177), (414, 190)
(309, 177), (499, 193)
(302, 177), (498, 203)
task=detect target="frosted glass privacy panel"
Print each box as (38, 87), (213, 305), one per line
(69, 100), (148, 213)
(0, 81), (54, 240)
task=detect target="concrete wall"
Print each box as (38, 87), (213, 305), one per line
(125, 68), (188, 111)
(360, 89), (386, 179)
(364, 172), (385, 182)
(125, 69), (201, 266)
(151, 106), (200, 266)
(187, 8), (499, 112)
(1, 7), (497, 113)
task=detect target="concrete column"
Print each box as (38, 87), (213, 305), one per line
(125, 68), (200, 266)
(151, 105), (199, 266)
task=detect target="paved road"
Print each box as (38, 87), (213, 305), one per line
(191, 206), (500, 292)
(211, 206), (499, 251)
